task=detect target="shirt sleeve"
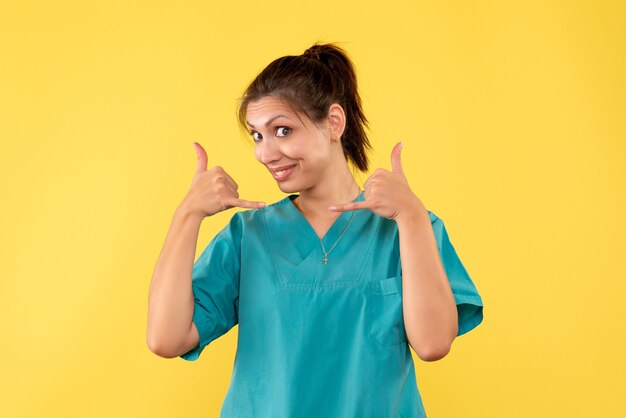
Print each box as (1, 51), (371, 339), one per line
(429, 211), (484, 336)
(179, 212), (242, 361)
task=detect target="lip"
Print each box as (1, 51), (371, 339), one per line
(268, 164), (297, 172)
(270, 164), (296, 181)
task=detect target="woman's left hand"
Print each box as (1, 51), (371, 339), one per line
(329, 142), (428, 222)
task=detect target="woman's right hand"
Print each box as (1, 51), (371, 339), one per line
(180, 142), (266, 220)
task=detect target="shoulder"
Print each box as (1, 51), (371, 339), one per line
(427, 209), (439, 224)
(427, 209), (446, 233)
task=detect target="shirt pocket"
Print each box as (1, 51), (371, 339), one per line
(368, 275), (407, 347)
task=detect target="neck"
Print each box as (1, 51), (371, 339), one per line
(295, 175), (361, 218)
(292, 140), (362, 217)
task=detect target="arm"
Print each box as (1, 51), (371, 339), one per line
(148, 141), (261, 359)
(396, 201), (459, 362)
(146, 202), (203, 358)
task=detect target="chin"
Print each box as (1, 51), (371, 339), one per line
(276, 183), (298, 194)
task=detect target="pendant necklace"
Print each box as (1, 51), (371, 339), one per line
(294, 190), (363, 265)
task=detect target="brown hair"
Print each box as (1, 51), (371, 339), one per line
(236, 42), (372, 172)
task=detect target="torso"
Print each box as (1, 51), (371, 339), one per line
(220, 193), (425, 417)
(292, 196), (342, 240)
(305, 216), (337, 240)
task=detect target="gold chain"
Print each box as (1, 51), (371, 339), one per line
(294, 190), (362, 265)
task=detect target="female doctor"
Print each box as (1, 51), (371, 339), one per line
(147, 42), (484, 418)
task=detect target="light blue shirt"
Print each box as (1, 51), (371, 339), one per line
(180, 191), (484, 418)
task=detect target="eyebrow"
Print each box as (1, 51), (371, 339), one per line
(246, 114), (291, 129)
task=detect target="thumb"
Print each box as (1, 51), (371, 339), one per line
(193, 142), (208, 172)
(390, 141), (404, 175)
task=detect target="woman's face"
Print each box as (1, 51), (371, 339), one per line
(246, 96), (334, 194)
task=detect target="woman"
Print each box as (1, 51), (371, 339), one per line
(147, 42), (484, 418)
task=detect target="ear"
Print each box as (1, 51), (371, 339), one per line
(327, 103), (346, 142)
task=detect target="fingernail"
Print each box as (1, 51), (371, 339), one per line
(328, 206), (337, 211)
(259, 202), (266, 207)
(400, 141), (404, 151)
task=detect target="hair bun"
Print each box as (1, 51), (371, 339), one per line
(303, 46), (322, 61)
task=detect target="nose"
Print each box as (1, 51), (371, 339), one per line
(255, 137), (282, 165)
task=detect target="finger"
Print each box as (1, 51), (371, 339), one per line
(363, 172), (375, 190)
(328, 200), (372, 212)
(193, 142), (208, 173)
(390, 141), (404, 175)
(209, 165), (239, 191)
(226, 197), (266, 209)
(221, 172), (239, 191)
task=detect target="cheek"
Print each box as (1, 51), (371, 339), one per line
(276, 141), (304, 161)
(305, 147), (331, 170)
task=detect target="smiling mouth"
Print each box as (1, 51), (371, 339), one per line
(275, 167), (292, 175)
(272, 164), (296, 180)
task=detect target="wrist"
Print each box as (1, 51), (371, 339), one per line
(395, 197), (429, 226)
(174, 201), (204, 224)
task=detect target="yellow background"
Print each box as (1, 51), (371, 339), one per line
(1, 1), (624, 417)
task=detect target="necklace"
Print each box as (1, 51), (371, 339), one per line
(294, 189), (363, 265)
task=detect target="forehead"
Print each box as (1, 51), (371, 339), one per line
(245, 96), (305, 126)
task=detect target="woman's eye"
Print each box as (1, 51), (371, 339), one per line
(251, 127), (290, 142)
(276, 127), (291, 137)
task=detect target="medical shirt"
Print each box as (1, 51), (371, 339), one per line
(180, 191), (484, 418)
